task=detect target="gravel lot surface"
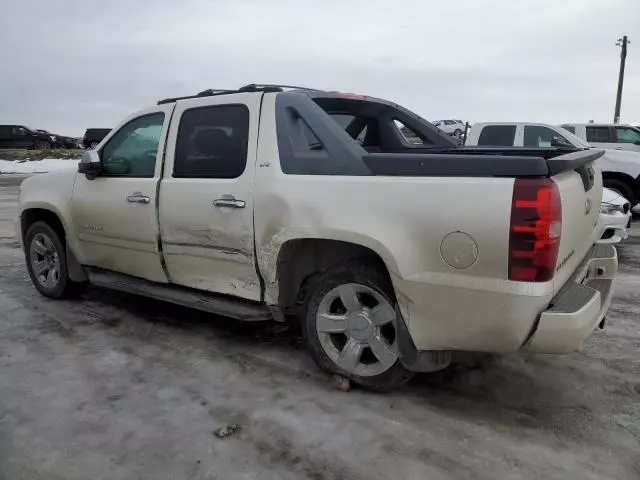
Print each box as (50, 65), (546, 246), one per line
(0, 174), (638, 480)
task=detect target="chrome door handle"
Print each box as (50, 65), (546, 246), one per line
(126, 192), (150, 204)
(213, 196), (246, 209)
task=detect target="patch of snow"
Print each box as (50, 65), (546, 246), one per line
(0, 158), (79, 174)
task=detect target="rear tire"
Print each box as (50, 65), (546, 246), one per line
(25, 221), (87, 299)
(603, 179), (636, 206)
(302, 261), (413, 391)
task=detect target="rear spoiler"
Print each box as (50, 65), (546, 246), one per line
(545, 149), (604, 176)
(362, 148), (604, 179)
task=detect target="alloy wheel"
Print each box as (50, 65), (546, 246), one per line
(315, 283), (398, 377)
(29, 233), (61, 290)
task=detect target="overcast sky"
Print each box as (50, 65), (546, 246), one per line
(1, 0), (639, 136)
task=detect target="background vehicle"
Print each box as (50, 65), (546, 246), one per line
(598, 187), (631, 244)
(0, 125), (58, 149)
(562, 123), (640, 154)
(466, 122), (640, 206)
(35, 129), (76, 149)
(82, 128), (111, 149)
(433, 119), (465, 137)
(18, 85), (617, 391)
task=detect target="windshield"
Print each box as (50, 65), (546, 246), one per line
(559, 127), (591, 148)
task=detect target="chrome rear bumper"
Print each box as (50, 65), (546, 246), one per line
(525, 244), (617, 353)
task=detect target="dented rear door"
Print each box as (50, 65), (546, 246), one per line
(158, 93), (263, 301)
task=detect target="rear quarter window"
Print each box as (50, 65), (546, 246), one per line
(477, 125), (516, 146)
(586, 126), (614, 143)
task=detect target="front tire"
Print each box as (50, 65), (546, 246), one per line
(36, 140), (51, 150)
(25, 221), (86, 299)
(302, 261), (413, 391)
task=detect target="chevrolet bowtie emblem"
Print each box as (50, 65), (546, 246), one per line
(585, 198), (592, 215)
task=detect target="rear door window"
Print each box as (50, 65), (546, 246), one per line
(523, 126), (571, 147)
(586, 126), (614, 143)
(173, 104), (250, 178)
(477, 125), (516, 146)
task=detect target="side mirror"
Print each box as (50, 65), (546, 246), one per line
(78, 150), (102, 179)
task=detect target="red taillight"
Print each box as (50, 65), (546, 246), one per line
(509, 178), (562, 282)
(336, 93), (365, 100)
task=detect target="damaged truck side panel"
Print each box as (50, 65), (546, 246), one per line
(157, 93), (264, 301)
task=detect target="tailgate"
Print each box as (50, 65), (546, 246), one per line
(551, 154), (603, 294)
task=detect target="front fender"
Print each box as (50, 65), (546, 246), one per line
(19, 169), (81, 258)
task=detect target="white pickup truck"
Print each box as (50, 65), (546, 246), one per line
(17, 85), (617, 390)
(466, 122), (640, 206)
(561, 123), (640, 155)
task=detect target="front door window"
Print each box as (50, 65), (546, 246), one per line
(615, 127), (640, 144)
(100, 113), (165, 177)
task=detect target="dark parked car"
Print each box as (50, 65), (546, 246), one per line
(0, 125), (59, 149)
(83, 128), (111, 149)
(35, 130), (79, 149)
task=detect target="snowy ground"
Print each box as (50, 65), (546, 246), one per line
(0, 175), (639, 479)
(0, 158), (78, 174)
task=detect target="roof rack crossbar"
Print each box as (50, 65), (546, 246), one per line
(157, 88), (238, 105)
(239, 83), (322, 92)
(157, 84), (324, 105)
(197, 89), (236, 96)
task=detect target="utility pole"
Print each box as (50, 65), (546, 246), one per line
(614, 36), (630, 124)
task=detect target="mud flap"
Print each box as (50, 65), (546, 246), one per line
(66, 242), (88, 282)
(395, 306), (451, 373)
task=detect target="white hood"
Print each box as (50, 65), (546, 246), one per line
(597, 149), (640, 180)
(602, 187), (628, 206)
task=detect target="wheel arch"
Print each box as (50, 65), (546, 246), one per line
(273, 237), (397, 309)
(21, 208), (66, 243)
(21, 207), (87, 282)
(602, 171), (639, 203)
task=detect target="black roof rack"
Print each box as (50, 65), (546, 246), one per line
(157, 89), (235, 105)
(239, 83), (322, 92)
(157, 83), (322, 105)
